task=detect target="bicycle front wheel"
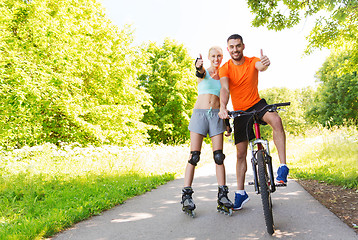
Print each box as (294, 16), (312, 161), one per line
(257, 149), (274, 235)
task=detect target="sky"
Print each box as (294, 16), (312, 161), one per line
(100, 0), (331, 90)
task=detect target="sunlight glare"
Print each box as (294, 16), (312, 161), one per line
(111, 212), (153, 223)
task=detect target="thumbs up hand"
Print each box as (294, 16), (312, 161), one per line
(260, 49), (270, 67)
(195, 54), (204, 70)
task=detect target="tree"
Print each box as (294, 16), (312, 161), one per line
(139, 39), (197, 144)
(0, 0), (149, 148)
(247, 0), (358, 73)
(306, 49), (358, 127)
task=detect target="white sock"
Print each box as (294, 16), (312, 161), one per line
(236, 190), (245, 195)
(280, 164), (287, 167)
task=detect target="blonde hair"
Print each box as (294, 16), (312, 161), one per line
(208, 46), (223, 56)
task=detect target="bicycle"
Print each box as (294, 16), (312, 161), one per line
(227, 102), (290, 235)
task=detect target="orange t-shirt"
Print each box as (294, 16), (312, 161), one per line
(219, 57), (261, 111)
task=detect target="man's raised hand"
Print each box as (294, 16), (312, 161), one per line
(260, 49), (270, 67)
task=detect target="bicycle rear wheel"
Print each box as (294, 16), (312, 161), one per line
(257, 149), (274, 235)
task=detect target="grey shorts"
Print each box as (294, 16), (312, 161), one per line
(188, 108), (226, 137)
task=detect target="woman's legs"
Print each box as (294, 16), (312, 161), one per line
(212, 133), (234, 211)
(211, 133), (225, 186)
(184, 132), (204, 187)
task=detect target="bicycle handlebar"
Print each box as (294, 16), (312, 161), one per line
(272, 102), (291, 107)
(228, 102), (291, 119)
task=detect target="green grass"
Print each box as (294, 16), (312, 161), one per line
(284, 126), (358, 189)
(0, 142), (222, 240)
(1, 172), (172, 239)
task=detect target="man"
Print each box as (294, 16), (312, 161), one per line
(218, 34), (289, 210)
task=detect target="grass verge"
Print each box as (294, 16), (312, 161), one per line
(0, 142), (219, 239)
(284, 126), (358, 190)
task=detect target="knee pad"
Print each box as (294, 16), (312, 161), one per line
(188, 151), (201, 166)
(213, 150), (225, 165)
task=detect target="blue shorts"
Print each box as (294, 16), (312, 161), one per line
(188, 108), (226, 137)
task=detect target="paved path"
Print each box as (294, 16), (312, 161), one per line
(52, 153), (358, 240)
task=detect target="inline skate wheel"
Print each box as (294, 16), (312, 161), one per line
(227, 208), (233, 216)
(183, 208), (195, 218)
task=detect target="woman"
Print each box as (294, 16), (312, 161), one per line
(181, 46), (233, 215)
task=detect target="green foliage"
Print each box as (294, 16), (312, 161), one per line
(247, 0), (302, 30)
(259, 87), (309, 138)
(0, 0), (149, 148)
(247, 0), (357, 39)
(247, 0), (358, 73)
(305, 1), (358, 52)
(139, 39), (197, 144)
(306, 49), (358, 127)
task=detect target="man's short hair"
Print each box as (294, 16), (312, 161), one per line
(227, 34), (243, 43)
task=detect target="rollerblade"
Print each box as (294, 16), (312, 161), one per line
(181, 187), (196, 218)
(217, 185), (234, 216)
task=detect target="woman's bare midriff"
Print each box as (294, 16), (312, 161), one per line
(194, 94), (220, 109)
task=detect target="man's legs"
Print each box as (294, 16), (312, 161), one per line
(233, 140), (250, 210)
(262, 111), (286, 164)
(262, 111), (289, 183)
(236, 141), (248, 190)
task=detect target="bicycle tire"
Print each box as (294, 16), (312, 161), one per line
(257, 150), (274, 235)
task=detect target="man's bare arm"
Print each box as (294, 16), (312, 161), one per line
(219, 76), (230, 119)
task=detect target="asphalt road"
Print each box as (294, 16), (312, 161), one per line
(52, 153), (358, 240)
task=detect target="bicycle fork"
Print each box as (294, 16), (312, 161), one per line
(249, 140), (276, 194)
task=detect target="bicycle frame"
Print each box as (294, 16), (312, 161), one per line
(249, 116), (276, 194)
